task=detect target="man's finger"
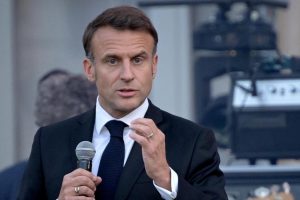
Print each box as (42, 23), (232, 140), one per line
(129, 131), (149, 146)
(72, 176), (98, 192)
(130, 124), (154, 138)
(72, 185), (95, 197)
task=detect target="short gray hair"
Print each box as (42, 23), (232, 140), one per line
(35, 70), (97, 127)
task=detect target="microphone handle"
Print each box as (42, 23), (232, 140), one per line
(77, 159), (92, 171)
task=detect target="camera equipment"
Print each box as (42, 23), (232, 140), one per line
(230, 72), (300, 162)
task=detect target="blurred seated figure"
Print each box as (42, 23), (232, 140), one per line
(0, 69), (97, 200)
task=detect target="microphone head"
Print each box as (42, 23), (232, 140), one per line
(75, 141), (96, 161)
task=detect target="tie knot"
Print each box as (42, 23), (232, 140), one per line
(105, 120), (128, 138)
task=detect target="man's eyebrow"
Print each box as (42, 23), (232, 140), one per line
(101, 51), (149, 60)
(103, 53), (118, 57)
(132, 51), (148, 58)
(102, 54), (121, 60)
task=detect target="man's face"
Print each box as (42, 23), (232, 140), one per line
(84, 26), (157, 118)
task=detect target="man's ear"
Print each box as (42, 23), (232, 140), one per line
(152, 54), (158, 79)
(83, 58), (95, 82)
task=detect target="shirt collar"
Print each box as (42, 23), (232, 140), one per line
(95, 97), (149, 135)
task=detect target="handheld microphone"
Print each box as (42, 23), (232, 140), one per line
(75, 141), (96, 171)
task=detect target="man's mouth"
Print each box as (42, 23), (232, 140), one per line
(117, 88), (137, 97)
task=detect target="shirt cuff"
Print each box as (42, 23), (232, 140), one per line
(153, 167), (178, 200)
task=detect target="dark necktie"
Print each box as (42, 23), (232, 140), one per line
(96, 120), (127, 200)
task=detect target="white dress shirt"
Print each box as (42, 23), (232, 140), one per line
(91, 98), (177, 199)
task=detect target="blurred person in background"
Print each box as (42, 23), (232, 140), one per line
(0, 69), (97, 200)
(35, 69), (98, 127)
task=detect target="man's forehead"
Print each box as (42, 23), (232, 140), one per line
(92, 26), (154, 45)
(91, 28), (154, 55)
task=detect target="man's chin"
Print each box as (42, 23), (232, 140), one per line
(115, 100), (143, 113)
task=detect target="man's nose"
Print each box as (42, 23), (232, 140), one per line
(120, 61), (134, 81)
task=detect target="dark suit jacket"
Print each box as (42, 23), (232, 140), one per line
(0, 161), (27, 200)
(17, 102), (227, 200)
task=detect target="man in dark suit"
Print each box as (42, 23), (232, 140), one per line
(17, 6), (227, 200)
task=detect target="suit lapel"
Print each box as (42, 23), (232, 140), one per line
(69, 109), (96, 169)
(114, 101), (163, 200)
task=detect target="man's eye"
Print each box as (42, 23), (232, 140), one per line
(106, 58), (118, 65)
(132, 57), (144, 65)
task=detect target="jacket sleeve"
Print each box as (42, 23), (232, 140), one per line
(176, 128), (228, 200)
(17, 128), (47, 200)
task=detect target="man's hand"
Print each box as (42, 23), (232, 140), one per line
(130, 118), (171, 190)
(58, 168), (101, 200)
